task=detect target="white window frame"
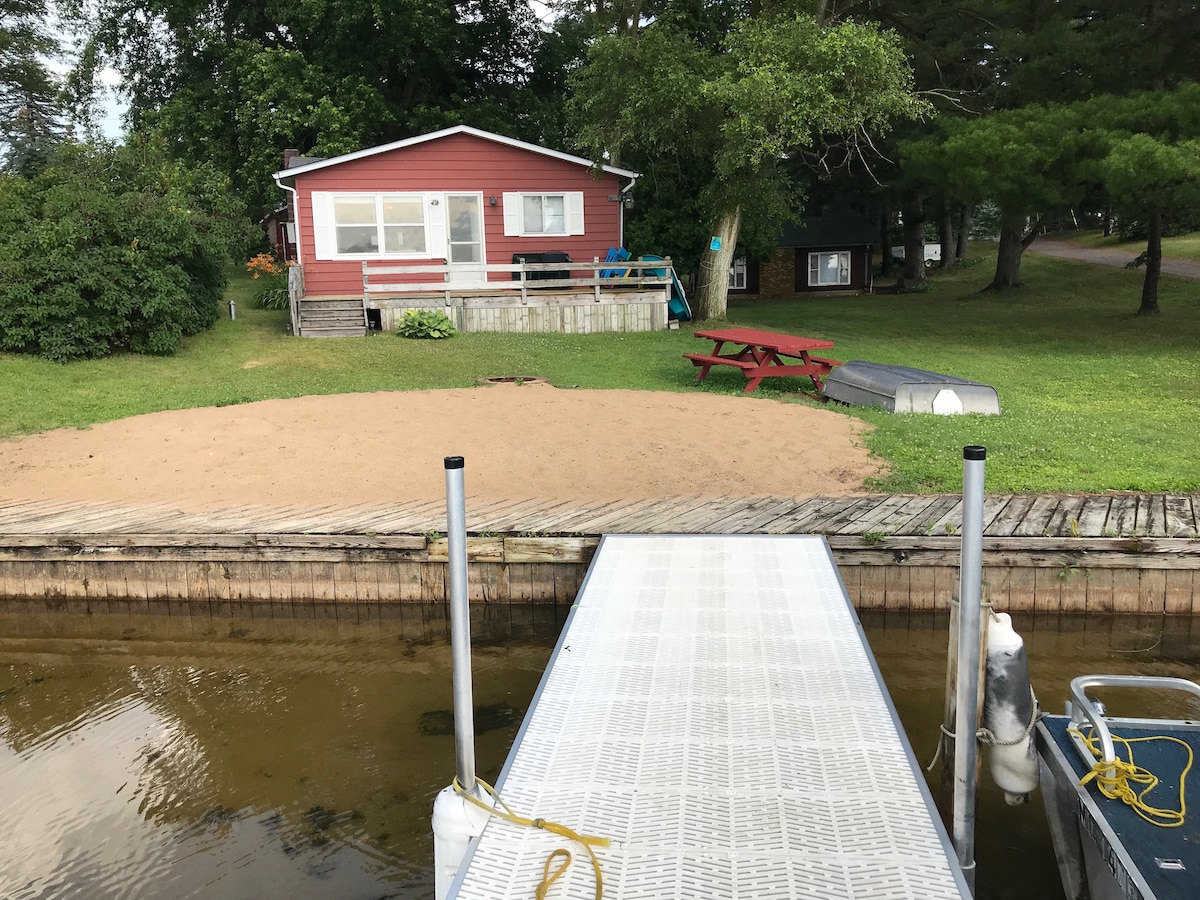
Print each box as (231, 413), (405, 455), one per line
(502, 191), (585, 237)
(808, 250), (851, 287)
(311, 191), (434, 261)
(728, 256), (747, 290)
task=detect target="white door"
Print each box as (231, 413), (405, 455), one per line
(446, 193), (486, 284)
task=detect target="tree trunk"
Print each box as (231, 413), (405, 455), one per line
(1103, 202), (1113, 238)
(693, 206), (741, 321)
(901, 192), (926, 283)
(879, 196), (894, 279)
(1139, 205), (1162, 315)
(956, 204), (972, 260)
(986, 212), (1028, 290)
(938, 201), (954, 270)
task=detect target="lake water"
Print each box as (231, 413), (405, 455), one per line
(1, 605), (1197, 900)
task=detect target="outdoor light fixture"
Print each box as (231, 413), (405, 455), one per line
(489, 196), (497, 206)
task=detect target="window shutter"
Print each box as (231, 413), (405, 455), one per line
(566, 192), (585, 235)
(427, 193), (447, 260)
(311, 192), (336, 260)
(502, 193), (520, 236)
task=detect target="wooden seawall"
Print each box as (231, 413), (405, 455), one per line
(1, 493), (1198, 615)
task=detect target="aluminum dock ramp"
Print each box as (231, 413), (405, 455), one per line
(449, 534), (972, 899)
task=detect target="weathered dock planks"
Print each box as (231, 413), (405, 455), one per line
(0, 493), (1198, 614)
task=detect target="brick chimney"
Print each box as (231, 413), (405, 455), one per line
(283, 148), (300, 168)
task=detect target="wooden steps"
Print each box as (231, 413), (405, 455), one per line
(297, 297), (366, 337)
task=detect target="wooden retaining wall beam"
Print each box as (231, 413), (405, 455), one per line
(0, 534), (1199, 614)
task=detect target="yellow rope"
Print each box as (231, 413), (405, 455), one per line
(1069, 727), (1193, 827)
(536, 849), (572, 900)
(453, 777), (609, 899)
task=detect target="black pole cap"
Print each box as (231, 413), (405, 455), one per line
(444, 456), (465, 469)
(963, 446), (986, 461)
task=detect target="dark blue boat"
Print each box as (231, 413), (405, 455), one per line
(1036, 675), (1200, 900)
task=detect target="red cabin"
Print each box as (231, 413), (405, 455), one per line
(273, 126), (638, 299)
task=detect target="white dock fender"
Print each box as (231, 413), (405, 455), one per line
(982, 612), (1041, 805)
(432, 784), (494, 900)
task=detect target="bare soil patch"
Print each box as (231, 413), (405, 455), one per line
(0, 385), (881, 509)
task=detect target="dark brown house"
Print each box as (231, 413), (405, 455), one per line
(729, 216), (876, 297)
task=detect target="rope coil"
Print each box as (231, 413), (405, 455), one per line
(977, 688), (1044, 747)
(453, 777), (609, 899)
(1069, 726), (1193, 828)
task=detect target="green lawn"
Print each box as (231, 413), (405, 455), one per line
(4, 250), (1200, 494)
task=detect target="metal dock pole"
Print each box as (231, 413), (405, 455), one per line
(953, 445), (986, 895)
(432, 456), (491, 900)
(445, 455), (478, 797)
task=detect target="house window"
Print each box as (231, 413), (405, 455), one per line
(808, 251), (850, 286)
(502, 192), (585, 237)
(521, 194), (567, 235)
(728, 257), (747, 290)
(331, 193), (427, 256)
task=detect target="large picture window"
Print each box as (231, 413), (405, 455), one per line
(325, 193), (427, 257)
(808, 251), (850, 287)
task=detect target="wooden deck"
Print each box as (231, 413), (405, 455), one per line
(0, 494), (1198, 614)
(0, 493), (1195, 538)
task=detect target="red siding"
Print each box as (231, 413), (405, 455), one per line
(291, 133), (625, 296)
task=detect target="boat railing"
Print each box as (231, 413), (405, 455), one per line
(1068, 674), (1200, 763)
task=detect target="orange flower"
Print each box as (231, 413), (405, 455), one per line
(247, 253), (284, 278)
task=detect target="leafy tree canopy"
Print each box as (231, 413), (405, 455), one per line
(66, 0), (576, 215)
(570, 10), (926, 318)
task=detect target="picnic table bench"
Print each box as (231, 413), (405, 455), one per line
(684, 326), (842, 393)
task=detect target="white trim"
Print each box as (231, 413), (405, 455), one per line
(428, 192), (448, 262)
(502, 192), (520, 236)
(311, 192), (335, 259)
(273, 125), (639, 182)
(278, 181), (302, 263)
(566, 192), (584, 236)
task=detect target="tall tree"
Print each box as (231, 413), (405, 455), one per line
(0, 0), (64, 173)
(1100, 134), (1200, 315)
(1083, 85), (1200, 314)
(570, 10), (925, 319)
(902, 105), (1095, 290)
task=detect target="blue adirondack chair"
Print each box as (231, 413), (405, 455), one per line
(600, 246), (631, 278)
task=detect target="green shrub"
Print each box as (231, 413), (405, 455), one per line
(396, 309), (456, 339)
(0, 138), (251, 361)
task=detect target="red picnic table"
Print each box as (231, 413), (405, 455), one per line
(683, 327), (842, 394)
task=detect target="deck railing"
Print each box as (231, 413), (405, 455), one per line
(362, 257), (674, 308)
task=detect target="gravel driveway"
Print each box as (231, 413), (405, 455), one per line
(1029, 237), (1200, 279)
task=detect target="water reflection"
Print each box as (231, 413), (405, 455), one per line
(1, 607), (1197, 900)
(0, 607), (565, 900)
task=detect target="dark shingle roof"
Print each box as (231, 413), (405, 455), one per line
(778, 216), (876, 248)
